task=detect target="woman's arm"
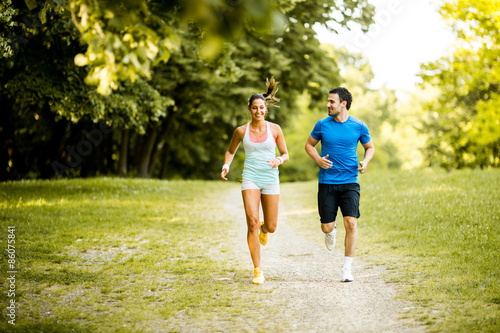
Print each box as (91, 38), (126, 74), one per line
(269, 123), (289, 169)
(221, 126), (244, 180)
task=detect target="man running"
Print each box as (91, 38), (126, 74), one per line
(305, 87), (374, 282)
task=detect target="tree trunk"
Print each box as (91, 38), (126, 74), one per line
(106, 129), (114, 174)
(95, 130), (105, 175)
(137, 123), (158, 178)
(132, 133), (143, 175)
(158, 111), (176, 179)
(147, 139), (163, 177)
(118, 129), (130, 177)
(160, 140), (171, 179)
(41, 117), (69, 179)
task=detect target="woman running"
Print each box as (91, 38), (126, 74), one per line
(220, 77), (289, 284)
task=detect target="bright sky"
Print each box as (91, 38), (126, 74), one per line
(315, 0), (456, 94)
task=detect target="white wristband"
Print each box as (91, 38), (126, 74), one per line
(222, 164), (230, 172)
(276, 157), (283, 165)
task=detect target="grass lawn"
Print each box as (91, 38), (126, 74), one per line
(281, 168), (500, 332)
(0, 168), (499, 332)
(0, 178), (280, 332)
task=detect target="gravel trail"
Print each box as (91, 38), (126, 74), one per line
(223, 186), (425, 333)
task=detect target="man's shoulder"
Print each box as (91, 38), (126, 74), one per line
(348, 115), (368, 127)
(316, 116), (333, 126)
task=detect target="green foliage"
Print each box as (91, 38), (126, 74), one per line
(71, 80), (173, 134)
(161, 0), (374, 180)
(0, 0), (66, 60)
(0, 0), (18, 58)
(327, 46), (401, 170)
(180, 0), (280, 60)
(0, 0), (377, 180)
(360, 168), (500, 332)
(419, 0), (500, 169)
(68, 0), (180, 95)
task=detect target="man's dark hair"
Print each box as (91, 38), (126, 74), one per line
(329, 87), (352, 110)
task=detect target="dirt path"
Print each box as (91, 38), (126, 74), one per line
(223, 186), (425, 333)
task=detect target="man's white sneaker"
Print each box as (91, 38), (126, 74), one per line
(341, 267), (354, 282)
(324, 222), (337, 251)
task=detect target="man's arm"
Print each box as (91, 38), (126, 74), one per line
(305, 135), (332, 169)
(358, 140), (374, 174)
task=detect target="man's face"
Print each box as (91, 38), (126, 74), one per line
(327, 93), (344, 117)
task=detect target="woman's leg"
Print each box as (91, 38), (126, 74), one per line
(261, 194), (279, 234)
(242, 189), (262, 268)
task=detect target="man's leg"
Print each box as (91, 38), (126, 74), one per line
(343, 216), (358, 257)
(339, 183), (360, 282)
(340, 216), (357, 282)
(321, 222), (335, 234)
(318, 184), (338, 251)
(322, 221), (337, 251)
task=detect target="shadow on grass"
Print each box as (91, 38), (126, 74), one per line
(22, 270), (101, 285)
(2, 320), (93, 333)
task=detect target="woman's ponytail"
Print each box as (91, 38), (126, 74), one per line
(263, 76), (280, 108)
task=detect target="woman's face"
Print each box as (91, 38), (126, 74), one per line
(249, 98), (267, 121)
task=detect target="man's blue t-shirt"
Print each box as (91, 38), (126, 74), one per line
(311, 115), (371, 184)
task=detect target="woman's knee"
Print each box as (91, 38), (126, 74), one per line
(246, 216), (261, 232)
(265, 221), (277, 233)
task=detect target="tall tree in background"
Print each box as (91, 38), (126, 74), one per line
(0, 0), (376, 180)
(419, 0), (500, 169)
(152, 0), (376, 180)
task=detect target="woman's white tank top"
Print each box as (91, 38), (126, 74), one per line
(242, 121), (279, 183)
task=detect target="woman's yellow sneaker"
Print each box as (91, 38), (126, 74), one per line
(259, 221), (269, 246)
(252, 267), (265, 284)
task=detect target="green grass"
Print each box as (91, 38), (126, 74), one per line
(1, 169), (499, 332)
(280, 168), (500, 332)
(0, 178), (284, 332)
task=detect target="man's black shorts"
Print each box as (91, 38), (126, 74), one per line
(317, 183), (360, 223)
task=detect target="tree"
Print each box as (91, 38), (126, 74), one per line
(419, 0), (500, 168)
(147, 0), (376, 180)
(327, 46), (401, 170)
(0, 1), (172, 179)
(0, 0), (376, 180)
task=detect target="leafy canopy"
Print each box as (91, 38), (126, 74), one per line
(419, 0), (500, 168)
